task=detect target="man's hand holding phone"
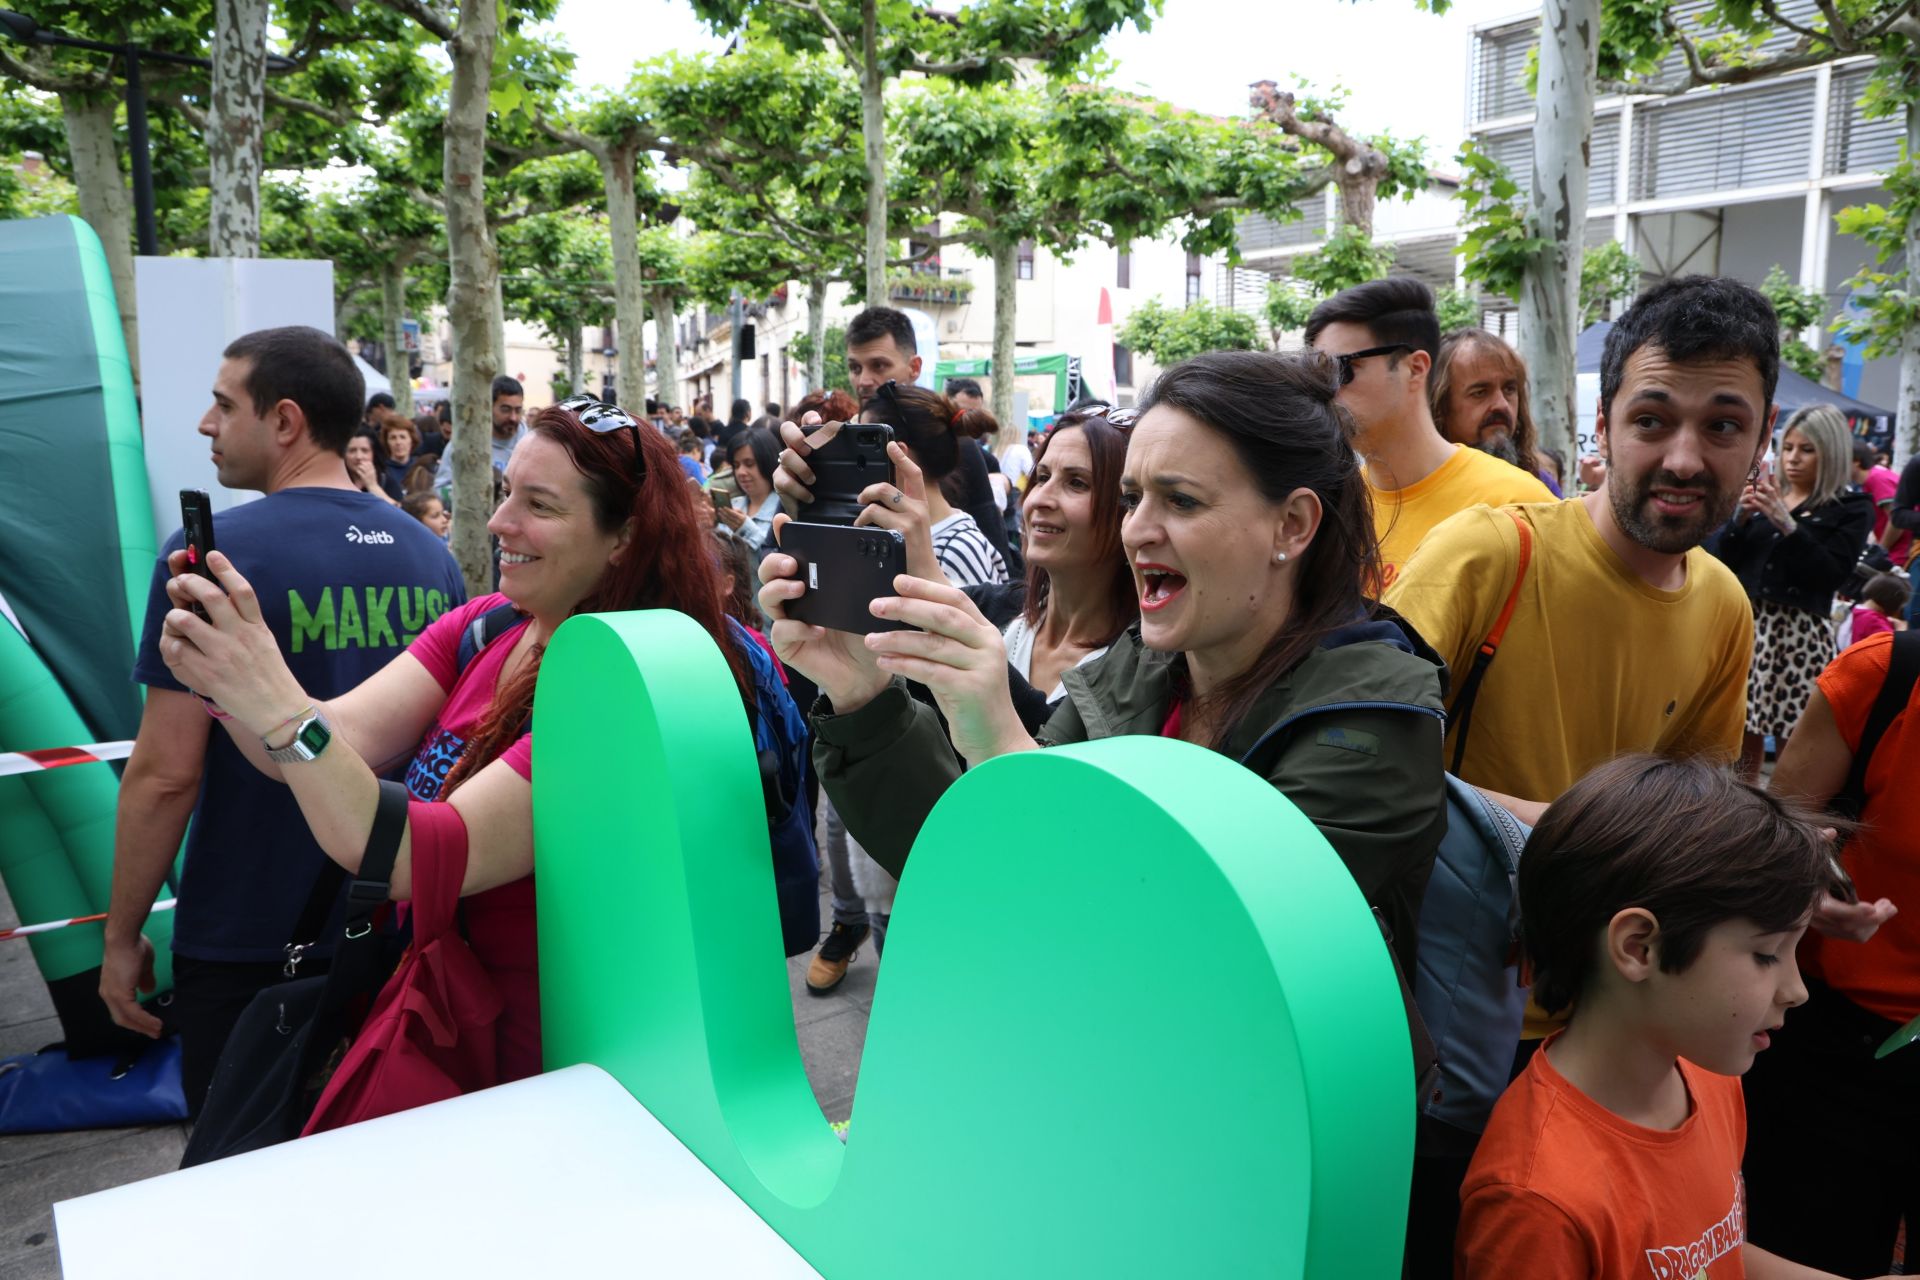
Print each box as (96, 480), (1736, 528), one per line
(774, 416), (943, 583)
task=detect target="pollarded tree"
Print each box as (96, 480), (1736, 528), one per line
(685, 0), (1159, 305)
(1244, 78), (1430, 242)
(500, 210), (617, 396)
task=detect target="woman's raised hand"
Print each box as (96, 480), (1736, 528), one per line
(864, 574), (1032, 765)
(756, 517), (892, 713)
(160, 550), (309, 735)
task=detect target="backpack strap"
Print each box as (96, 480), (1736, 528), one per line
(456, 602), (527, 676)
(1831, 630), (1920, 821)
(1447, 510), (1534, 777)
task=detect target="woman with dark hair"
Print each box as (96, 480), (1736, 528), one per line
(346, 429), (401, 505)
(1002, 409), (1136, 702)
(718, 427), (784, 561)
(762, 350), (1447, 977)
(858, 380), (1008, 587)
(157, 398), (791, 1096)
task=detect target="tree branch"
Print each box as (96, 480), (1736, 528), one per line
(1756, 0), (1826, 45)
(265, 89), (354, 128)
(376, 0), (456, 43)
(1247, 82), (1387, 181)
(767, 0), (859, 66)
(0, 48), (107, 94)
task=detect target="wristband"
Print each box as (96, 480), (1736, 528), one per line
(198, 695), (234, 722)
(264, 703), (317, 743)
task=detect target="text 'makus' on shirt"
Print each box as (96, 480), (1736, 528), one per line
(132, 487), (467, 963)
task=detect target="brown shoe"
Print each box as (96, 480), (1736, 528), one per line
(805, 921), (869, 995)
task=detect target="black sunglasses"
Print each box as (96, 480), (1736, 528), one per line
(1332, 344), (1414, 386)
(557, 394), (647, 482)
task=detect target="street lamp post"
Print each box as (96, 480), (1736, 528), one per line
(0, 10), (294, 257)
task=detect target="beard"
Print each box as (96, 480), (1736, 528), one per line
(1609, 465), (1736, 554)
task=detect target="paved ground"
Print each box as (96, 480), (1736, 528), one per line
(0, 862), (876, 1279)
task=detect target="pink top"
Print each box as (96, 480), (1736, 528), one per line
(1852, 603), (1897, 644)
(402, 594), (540, 1082)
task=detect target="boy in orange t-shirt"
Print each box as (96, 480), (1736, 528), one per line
(1457, 755), (1885, 1280)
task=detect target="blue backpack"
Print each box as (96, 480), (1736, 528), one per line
(459, 605), (820, 957)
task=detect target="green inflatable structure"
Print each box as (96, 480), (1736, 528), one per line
(533, 611), (1415, 1276)
(0, 214), (170, 1052)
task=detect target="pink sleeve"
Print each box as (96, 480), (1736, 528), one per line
(501, 732), (532, 782)
(408, 594), (509, 692)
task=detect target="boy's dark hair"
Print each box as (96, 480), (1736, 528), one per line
(1852, 439), (1878, 470)
(846, 306), (917, 355)
(222, 326), (365, 455)
(945, 376), (984, 399)
(491, 375), (524, 403)
(366, 391), (395, 414)
(1303, 277), (1440, 365)
(436, 400), (453, 425)
(1598, 275), (1779, 417)
(729, 397), (753, 426)
(1520, 754), (1832, 1016)
(765, 401), (781, 417)
(1863, 572), (1912, 615)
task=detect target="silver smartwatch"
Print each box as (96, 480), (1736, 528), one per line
(265, 707), (334, 765)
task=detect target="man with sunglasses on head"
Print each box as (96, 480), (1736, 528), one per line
(1307, 278), (1553, 589)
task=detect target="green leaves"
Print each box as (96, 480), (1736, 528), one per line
(1580, 239), (1641, 326)
(1454, 139), (1545, 303)
(1832, 138), (1920, 359)
(1117, 297), (1262, 367)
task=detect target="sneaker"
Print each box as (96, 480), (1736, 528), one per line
(805, 921), (869, 995)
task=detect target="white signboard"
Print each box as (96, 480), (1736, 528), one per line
(135, 257), (336, 543)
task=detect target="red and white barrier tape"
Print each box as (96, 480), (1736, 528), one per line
(0, 740), (134, 778)
(0, 899), (175, 942)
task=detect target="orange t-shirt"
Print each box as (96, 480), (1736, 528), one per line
(1457, 1045), (1749, 1279)
(1801, 632), (1920, 1023)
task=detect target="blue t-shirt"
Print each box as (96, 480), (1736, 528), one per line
(132, 487), (467, 962)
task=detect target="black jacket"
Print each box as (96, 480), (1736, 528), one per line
(1713, 486), (1873, 616)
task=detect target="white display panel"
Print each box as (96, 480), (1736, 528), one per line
(55, 1064), (822, 1280)
(134, 256), (336, 543)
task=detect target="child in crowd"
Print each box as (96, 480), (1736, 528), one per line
(1456, 755), (1889, 1279)
(400, 490), (449, 540)
(1851, 572), (1910, 644)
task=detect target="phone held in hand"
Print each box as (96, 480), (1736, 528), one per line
(710, 488), (732, 513)
(179, 488), (218, 620)
(800, 423), (895, 526)
(778, 522), (913, 636)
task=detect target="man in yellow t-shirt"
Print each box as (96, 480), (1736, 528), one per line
(1305, 277), (1553, 588)
(1381, 272), (1780, 1274)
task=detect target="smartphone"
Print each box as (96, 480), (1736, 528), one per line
(710, 488), (731, 512)
(1827, 852), (1860, 905)
(800, 423), (895, 526)
(778, 522), (914, 636)
(179, 489), (217, 620)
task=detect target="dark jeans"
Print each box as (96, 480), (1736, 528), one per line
(166, 953), (329, 1119)
(1743, 978), (1919, 1277)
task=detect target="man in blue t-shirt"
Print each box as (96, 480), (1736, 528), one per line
(103, 325), (466, 1114)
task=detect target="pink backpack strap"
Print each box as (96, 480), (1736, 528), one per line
(405, 799), (471, 942)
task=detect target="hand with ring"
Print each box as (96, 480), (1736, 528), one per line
(773, 416), (943, 583)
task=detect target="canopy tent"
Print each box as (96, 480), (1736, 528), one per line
(1577, 320), (1895, 445)
(355, 353), (391, 399)
(934, 353), (1079, 411)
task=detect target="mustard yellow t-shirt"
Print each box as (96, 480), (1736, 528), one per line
(1384, 498), (1752, 804)
(1386, 499), (1753, 1039)
(1371, 445), (1555, 590)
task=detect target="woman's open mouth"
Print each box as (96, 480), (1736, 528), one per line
(1138, 565), (1188, 612)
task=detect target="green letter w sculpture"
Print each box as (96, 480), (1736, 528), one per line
(533, 612), (1414, 1277)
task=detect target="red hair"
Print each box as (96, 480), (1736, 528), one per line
(442, 404), (749, 795)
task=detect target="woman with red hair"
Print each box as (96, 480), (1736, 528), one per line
(157, 396), (776, 1089)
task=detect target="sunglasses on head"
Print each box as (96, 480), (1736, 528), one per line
(1332, 344), (1414, 386)
(556, 394), (647, 482)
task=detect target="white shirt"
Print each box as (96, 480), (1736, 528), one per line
(1000, 440), (1035, 491)
(1002, 614), (1109, 702)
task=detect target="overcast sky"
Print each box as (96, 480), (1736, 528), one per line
(539, 0), (1532, 166)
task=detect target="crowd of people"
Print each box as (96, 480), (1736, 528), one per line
(99, 270), (1920, 1277)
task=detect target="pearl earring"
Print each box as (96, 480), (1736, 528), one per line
(1275, 551), (1289, 563)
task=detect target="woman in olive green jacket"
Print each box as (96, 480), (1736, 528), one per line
(758, 349), (1448, 975)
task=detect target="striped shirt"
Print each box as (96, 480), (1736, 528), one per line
(930, 512), (1008, 588)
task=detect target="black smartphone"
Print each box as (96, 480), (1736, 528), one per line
(179, 489), (217, 619)
(710, 488), (731, 512)
(800, 422), (895, 526)
(778, 522), (913, 636)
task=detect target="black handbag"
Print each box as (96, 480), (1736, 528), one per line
(179, 781), (409, 1167)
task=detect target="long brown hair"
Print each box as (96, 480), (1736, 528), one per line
(1022, 412), (1136, 640)
(441, 404), (749, 795)
(1137, 350), (1382, 748)
(1430, 329), (1538, 468)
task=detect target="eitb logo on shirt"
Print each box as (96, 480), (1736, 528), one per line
(345, 525), (396, 544)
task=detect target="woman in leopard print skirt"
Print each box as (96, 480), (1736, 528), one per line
(1713, 404), (1874, 780)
